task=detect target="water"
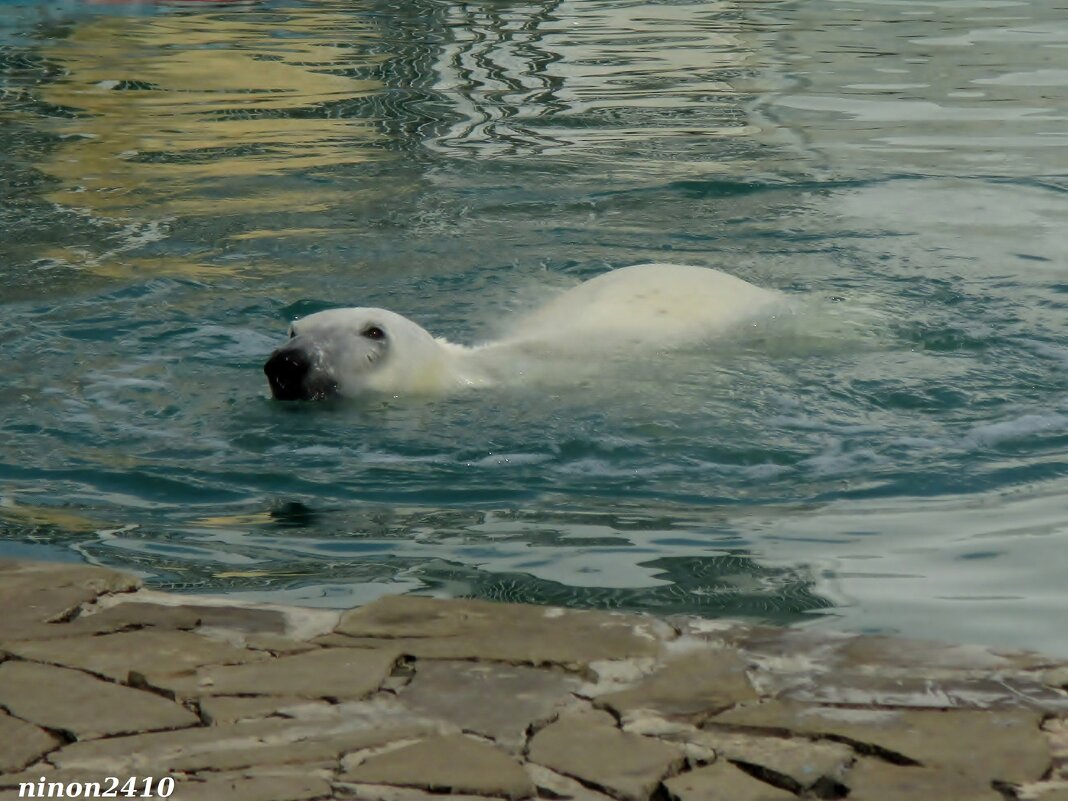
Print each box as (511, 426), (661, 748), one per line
(2, 0), (1067, 654)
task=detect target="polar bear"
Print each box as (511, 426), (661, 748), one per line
(264, 263), (782, 400)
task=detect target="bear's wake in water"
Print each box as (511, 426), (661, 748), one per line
(264, 263), (782, 400)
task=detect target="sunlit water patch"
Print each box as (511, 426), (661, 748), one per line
(1, 0), (1067, 654)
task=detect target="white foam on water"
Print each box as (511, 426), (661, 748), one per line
(964, 412), (1067, 448)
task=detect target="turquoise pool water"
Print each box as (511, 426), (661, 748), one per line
(2, 0), (1067, 653)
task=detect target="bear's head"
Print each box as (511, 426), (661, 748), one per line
(264, 307), (456, 399)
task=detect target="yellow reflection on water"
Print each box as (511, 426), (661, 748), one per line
(195, 512), (275, 527)
(34, 8), (386, 223)
(0, 497), (101, 534)
(229, 227), (339, 241)
(107, 256), (243, 280)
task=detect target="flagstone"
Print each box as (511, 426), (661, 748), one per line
(333, 595), (666, 666)
(396, 659), (581, 751)
(663, 762), (796, 801)
(845, 759), (1003, 801)
(196, 646), (401, 699)
(340, 734), (534, 800)
(527, 708), (685, 801)
(0, 661), (199, 739)
(712, 701), (1048, 783)
(0, 560), (139, 640)
(1, 629), (267, 686)
(50, 717), (433, 774)
(0, 710), (62, 773)
(595, 649), (757, 724)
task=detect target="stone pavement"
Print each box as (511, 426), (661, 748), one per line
(2, 559), (1068, 801)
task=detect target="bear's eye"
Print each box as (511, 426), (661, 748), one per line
(361, 325), (386, 341)
(288, 328), (296, 339)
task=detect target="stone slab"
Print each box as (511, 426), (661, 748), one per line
(661, 726), (853, 791)
(0, 710), (62, 773)
(242, 633), (319, 655)
(836, 634), (1019, 672)
(712, 701), (1048, 783)
(196, 693), (459, 753)
(1042, 716), (1068, 765)
(50, 717), (432, 774)
(163, 603), (290, 634)
(63, 601), (204, 633)
(197, 646), (400, 699)
(733, 626), (852, 664)
(778, 669), (1068, 712)
(1043, 667), (1068, 689)
(595, 649), (757, 724)
(169, 725), (432, 774)
(524, 764), (617, 801)
(0, 560), (139, 640)
(1021, 786), (1068, 801)
(333, 595), (666, 666)
(396, 659), (581, 751)
(336, 786), (499, 801)
(47, 717), (283, 771)
(738, 628), (1068, 712)
(845, 759), (1003, 801)
(64, 601), (288, 637)
(0, 661), (199, 739)
(664, 762), (796, 801)
(340, 734), (534, 800)
(1, 629), (267, 687)
(4, 558), (1068, 801)
(166, 774), (331, 801)
(199, 695), (319, 725)
(527, 708), (685, 801)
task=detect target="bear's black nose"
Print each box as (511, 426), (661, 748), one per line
(264, 348), (311, 400)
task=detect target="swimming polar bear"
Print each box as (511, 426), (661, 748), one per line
(264, 263), (782, 400)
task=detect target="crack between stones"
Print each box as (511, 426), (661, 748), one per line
(0, 697), (77, 749)
(3, 654), (207, 725)
(598, 702), (626, 730)
(531, 785), (571, 800)
(991, 778), (1022, 801)
(703, 721), (921, 767)
(381, 654), (417, 694)
(4, 653), (144, 691)
(126, 669), (184, 702)
(729, 758), (805, 796)
(44, 585), (140, 626)
(44, 602), (99, 625)
(0, 718), (76, 776)
(522, 710), (562, 759)
(817, 733), (920, 767)
(524, 760), (635, 801)
(520, 703), (689, 801)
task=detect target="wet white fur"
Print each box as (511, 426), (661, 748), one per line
(283, 263), (782, 397)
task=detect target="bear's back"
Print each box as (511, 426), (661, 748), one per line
(501, 263), (781, 351)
